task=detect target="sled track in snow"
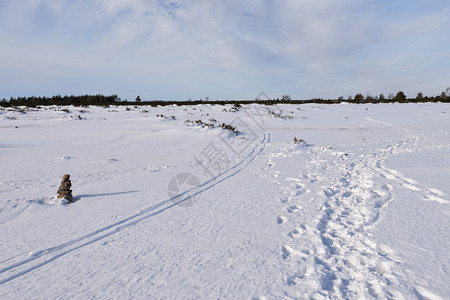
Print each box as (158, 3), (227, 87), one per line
(0, 132), (270, 285)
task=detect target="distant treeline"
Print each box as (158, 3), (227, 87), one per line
(1, 91), (449, 107)
(0, 94), (120, 107)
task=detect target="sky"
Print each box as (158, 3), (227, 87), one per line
(1, 0), (450, 101)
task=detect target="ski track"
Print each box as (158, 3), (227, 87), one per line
(264, 122), (449, 299)
(0, 132), (270, 285)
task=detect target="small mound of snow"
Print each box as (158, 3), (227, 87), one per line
(38, 196), (70, 206)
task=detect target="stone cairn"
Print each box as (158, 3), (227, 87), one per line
(57, 174), (73, 203)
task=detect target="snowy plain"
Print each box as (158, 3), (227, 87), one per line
(0, 102), (449, 299)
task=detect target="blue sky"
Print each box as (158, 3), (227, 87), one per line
(1, 0), (449, 101)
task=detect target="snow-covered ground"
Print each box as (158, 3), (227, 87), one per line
(1, 102), (449, 299)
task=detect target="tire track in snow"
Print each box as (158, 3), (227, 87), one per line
(0, 132), (270, 285)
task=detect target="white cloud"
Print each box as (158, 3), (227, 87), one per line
(1, 0), (450, 100)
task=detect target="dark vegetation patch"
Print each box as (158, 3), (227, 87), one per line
(1, 90), (449, 108)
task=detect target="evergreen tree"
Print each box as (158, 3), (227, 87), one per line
(354, 93), (364, 102)
(416, 92), (424, 101)
(393, 91), (406, 102)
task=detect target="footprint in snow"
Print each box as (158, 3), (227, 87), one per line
(287, 229), (302, 239)
(285, 205), (301, 213)
(287, 224), (308, 238)
(277, 216), (287, 224)
(278, 197), (291, 203)
(286, 266), (314, 285)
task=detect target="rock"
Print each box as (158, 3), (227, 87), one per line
(58, 182), (71, 191)
(65, 194), (73, 203)
(59, 190), (72, 195)
(57, 174), (73, 203)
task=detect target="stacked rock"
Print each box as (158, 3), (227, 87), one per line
(57, 174), (73, 203)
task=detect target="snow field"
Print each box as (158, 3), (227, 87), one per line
(0, 103), (449, 299)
